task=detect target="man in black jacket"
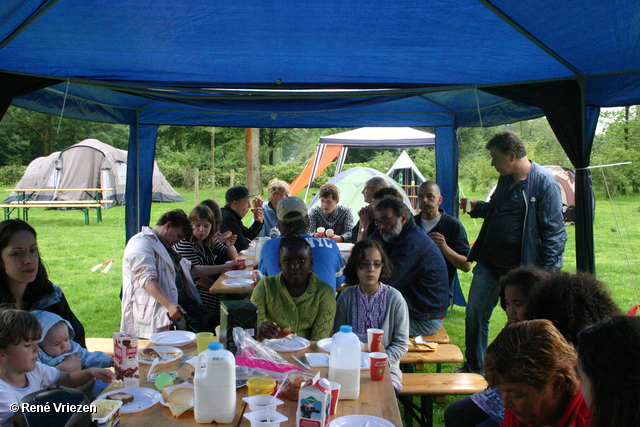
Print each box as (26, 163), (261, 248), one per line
(219, 185), (263, 252)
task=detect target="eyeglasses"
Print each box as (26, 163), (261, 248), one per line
(374, 215), (396, 227)
(357, 262), (383, 270)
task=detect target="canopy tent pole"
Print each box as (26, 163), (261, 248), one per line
(435, 126), (458, 216)
(304, 144), (325, 202)
(335, 147), (349, 175)
(125, 120), (157, 241)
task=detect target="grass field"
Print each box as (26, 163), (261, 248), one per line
(12, 187), (640, 426)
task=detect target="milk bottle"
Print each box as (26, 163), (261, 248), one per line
(328, 325), (361, 399)
(194, 342), (236, 423)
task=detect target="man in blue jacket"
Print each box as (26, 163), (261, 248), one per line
(461, 131), (567, 374)
(371, 196), (449, 336)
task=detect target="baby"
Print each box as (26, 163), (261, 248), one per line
(32, 310), (112, 369)
(0, 309), (113, 425)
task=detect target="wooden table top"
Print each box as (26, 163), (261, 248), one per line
(104, 341), (402, 426)
(210, 265), (257, 295)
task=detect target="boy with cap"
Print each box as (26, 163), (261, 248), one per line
(219, 185), (264, 252)
(257, 197), (345, 291)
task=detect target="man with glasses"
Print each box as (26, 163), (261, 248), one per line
(371, 196), (449, 336)
(415, 181), (471, 290)
(350, 176), (389, 243)
(461, 131), (566, 374)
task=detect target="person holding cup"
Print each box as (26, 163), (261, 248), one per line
(308, 183), (354, 243)
(220, 185), (264, 252)
(333, 239), (409, 390)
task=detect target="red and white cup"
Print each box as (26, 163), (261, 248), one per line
(369, 352), (388, 381)
(251, 207), (262, 219)
(329, 381), (341, 415)
(316, 227), (326, 237)
(367, 328), (384, 353)
(325, 228), (335, 238)
(236, 257), (247, 270)
(460, 198), (472, 213)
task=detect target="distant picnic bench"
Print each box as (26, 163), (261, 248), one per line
(1, 188), (114, 225)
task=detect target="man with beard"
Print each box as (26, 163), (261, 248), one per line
(370, 196), (449, 336)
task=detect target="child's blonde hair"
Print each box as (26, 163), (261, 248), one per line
(0, 308), (41, 350)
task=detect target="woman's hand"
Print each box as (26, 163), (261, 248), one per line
(167, 302), (186, 320)
(90, 367), (116, 383)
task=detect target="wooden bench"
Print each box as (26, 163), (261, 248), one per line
(0, 200), (113, 224)
(400, 343), (463, 373)
(86, 337), (150, 355)
(398, 373), (488, 427)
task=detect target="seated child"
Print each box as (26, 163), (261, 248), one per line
(0, 309), (114, 425)
(32, 310), (113, 369)
(252, 234), (336, 341)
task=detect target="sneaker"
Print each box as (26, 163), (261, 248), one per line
(453, 364), (470, 373)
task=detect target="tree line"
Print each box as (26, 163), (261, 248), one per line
(0, 105), (637, 196)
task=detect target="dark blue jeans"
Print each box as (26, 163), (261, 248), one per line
(444, 396), (500, 427)
(463, 263), (501, 374)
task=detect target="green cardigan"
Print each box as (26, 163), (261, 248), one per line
(251, 271), (336, 341)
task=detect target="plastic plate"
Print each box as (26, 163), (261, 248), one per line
(149, 331), (196, 346)
(100, 387), (161, 414)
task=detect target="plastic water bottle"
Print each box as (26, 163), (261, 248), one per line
(328, 325), (361, 399)
(255, 236), (270, 264)
(194, 342), (236, 423)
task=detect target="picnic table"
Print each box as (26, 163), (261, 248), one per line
(1, 188), (114, 224)
(101, 340), (403, 426)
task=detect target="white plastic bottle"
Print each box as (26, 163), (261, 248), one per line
(328, 325), (361, 399)
(194, 341), (236, 423)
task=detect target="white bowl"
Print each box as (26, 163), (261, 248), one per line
(242, 395), (284, 412)
(243, 409), (288, 427)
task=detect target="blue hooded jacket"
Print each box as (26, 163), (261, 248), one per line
(32, 310), (111, 368)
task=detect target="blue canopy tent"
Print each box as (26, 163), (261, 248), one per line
(2, 0), (640, 273)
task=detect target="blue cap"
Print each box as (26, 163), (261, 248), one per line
(340, 325), (353, 333)
(208, 342), (222, 351)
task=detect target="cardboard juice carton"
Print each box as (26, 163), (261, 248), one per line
(296, 372), (331, 427)
(113, 332), (139, 387)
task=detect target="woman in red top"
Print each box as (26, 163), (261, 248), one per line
(484, 319), (591, 427)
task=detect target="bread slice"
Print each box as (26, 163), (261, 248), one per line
(139, 347), (160, 361)
(106, 392), (134, 404)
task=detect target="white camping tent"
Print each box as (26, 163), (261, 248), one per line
(5, 139), (184, 205)
(307, 167), (415, 218)
(387, 150), (427, 209)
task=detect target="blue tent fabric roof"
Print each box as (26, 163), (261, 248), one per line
(2, 0), (640, 271)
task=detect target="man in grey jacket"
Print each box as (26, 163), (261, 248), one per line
(461, 131), (566, 374)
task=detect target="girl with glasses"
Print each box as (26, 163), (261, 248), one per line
(333, 239), (409, 390)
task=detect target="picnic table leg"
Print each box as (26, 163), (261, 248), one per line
(83, 208), (89, 225)
(96, 205), (102, 223)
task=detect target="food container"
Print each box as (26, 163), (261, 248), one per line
(113, 332), (139, 387)
(243, 395), (284, 412)
(91, 399), (123, 427)
(247, 377), (276, 396)
(243, 410), (288, 427)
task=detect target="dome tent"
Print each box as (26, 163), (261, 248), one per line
(5, 139), (184, 205)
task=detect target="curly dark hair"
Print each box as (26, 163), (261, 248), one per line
(343, 239), (392, 285)
(498, 265), (547, 312)
(577, 316), (640, 427)
(0, 308), (42, 349)
(0, 219), (54, 308)
(524, 270), (621, 344)
(156, 209), (192, 237)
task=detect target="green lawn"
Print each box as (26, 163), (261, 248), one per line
(14, 187), (640, 426)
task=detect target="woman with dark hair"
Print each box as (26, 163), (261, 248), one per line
(577, 316), (640, 427)
(485, 319), (591, 427)
(174, 204), (237, 314)
(525, 270), (621, 344)
(0, 219), (86, 348)
(445, 265), (546, 427)
(333, 239), (409, 390)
